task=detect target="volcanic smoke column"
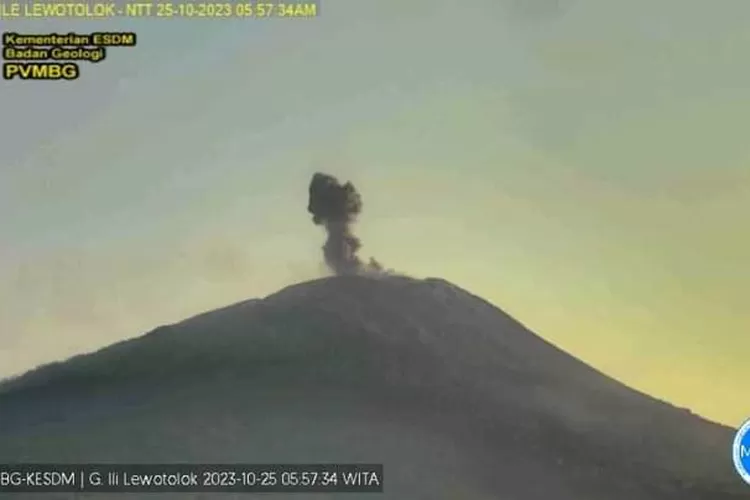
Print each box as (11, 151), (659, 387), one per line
(307, 172), (382, 275)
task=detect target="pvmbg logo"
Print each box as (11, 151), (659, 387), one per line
(733, 418), (750, 485)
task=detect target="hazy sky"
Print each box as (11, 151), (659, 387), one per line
(1, 0), (748, 427)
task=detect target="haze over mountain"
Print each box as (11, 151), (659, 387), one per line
(0, 274), (743, 499)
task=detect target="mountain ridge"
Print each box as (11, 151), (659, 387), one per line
(0, 275), (743, 499)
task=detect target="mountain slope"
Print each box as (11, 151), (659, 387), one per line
(0, 275), (743, 499)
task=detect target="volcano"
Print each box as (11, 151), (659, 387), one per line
(0, 275), (744, 499)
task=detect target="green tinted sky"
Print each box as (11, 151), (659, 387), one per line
(1, 0), (748, 426)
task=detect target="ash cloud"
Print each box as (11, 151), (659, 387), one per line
(307, 172), (383, 275)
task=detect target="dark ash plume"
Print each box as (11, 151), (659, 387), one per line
(307, 172), (383, 275)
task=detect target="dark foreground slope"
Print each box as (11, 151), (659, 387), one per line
(0, 275), (744, 499)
